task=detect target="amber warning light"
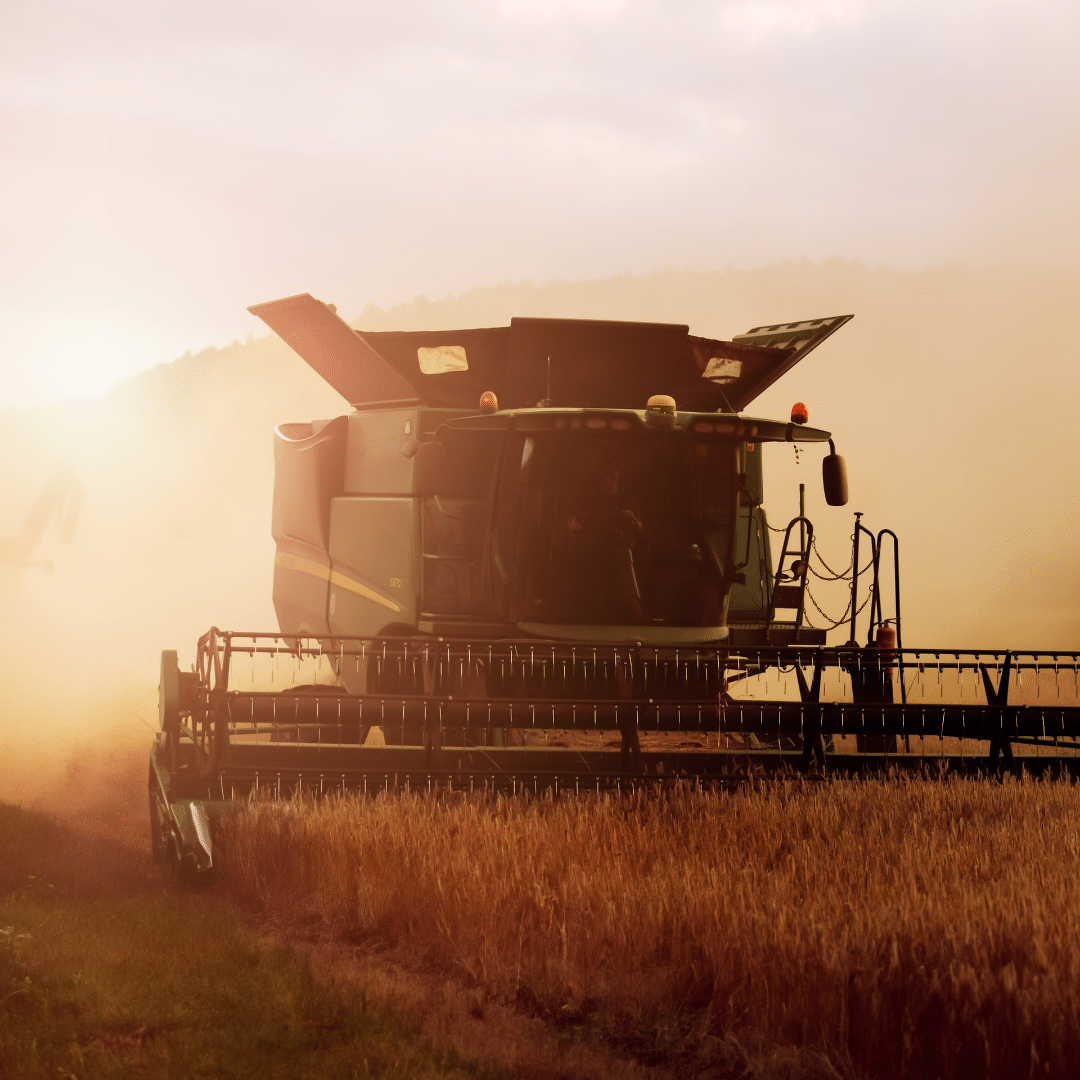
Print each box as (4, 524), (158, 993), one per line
(479, 391), (499, 413)
(791, 402), (808, 425)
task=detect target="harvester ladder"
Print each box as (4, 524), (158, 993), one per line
(765, 515), (813, 643)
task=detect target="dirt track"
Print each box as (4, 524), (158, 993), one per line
(3, 743), (663, 1080)
(4, 744), (158, 899)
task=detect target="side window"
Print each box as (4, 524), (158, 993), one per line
(490, 434), (527, 614)
(437, 429), (500, 497)
(729, 506), (770, 617)
(420, 429), (501, 616)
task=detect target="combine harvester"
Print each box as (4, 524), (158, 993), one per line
(151, 295), (1080, 877)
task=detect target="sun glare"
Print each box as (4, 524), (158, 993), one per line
(2, 308), (188, 408)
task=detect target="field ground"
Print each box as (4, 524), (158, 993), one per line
(0, 803), (499, 1080)
(0, 749), (658, 1080)
(8, 745), (1080, 1079)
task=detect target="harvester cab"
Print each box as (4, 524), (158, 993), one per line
(254, 293), (852, 659)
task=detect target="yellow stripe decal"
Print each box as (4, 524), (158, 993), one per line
(275, 551), (330, 581)
(329, 569), (402, 613)
(275, 551), (402, 614)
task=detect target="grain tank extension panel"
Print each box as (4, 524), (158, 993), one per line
(249, 293), (852, 412)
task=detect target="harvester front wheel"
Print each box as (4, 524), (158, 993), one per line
(148, 764), (176, 866)
(174, 851), (204, 889)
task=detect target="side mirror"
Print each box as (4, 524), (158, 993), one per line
(413, 440), (445, 496)
(822, 446), (849, 506)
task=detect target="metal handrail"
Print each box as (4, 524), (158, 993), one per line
(848, 512), (878, 646)
(873, 529), (904, 704)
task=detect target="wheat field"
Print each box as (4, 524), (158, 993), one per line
(220, 777), (1080, 1078)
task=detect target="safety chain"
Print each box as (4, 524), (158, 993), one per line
(764, 523), (869, 582)
(809, 536), (858, 580)
(803, 581), (872, 631)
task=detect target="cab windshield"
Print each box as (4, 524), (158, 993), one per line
(509, 432), (736, 626)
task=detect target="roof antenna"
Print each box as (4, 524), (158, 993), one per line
(538, 355), (553, 408)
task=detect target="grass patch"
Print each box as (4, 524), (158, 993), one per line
(0, 803), (487, 1080)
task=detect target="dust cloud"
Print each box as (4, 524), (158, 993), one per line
(0, 334), (344, 805)
(1, 262), (1077, 807)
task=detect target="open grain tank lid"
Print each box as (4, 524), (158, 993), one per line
(249, 293), (852, 413)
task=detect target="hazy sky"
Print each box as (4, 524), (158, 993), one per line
(2, 0), (1078, 407)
